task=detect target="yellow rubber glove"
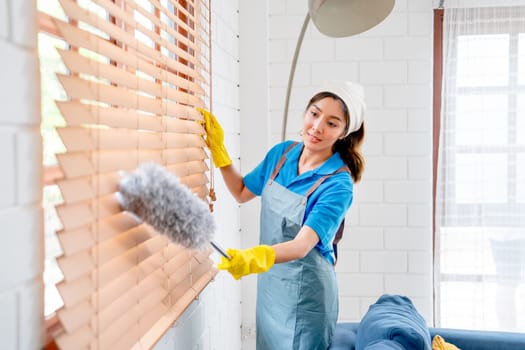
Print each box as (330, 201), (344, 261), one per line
(432, 335), (459, 350)
(217, 245), (276, 280)
(197, 107), (232, 168)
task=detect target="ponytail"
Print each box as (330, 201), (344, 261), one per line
(333, 123), (365, 183)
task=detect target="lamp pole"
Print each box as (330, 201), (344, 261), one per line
(281, 13), (311, 141)
(281, 0), (395, 141)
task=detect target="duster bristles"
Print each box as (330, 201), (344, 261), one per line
(117, 162), (215, 250)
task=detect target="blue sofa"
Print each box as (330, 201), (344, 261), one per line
(329, 294), (525, 350)
(331, 322), (525, 350)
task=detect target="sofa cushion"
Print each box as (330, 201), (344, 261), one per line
(363, 339), (406, 349)
(355, 294), (431, 350)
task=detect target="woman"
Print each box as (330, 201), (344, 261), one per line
(198, 81), (366, 350)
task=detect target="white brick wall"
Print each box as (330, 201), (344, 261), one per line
(0, 291), (18, 350)
(0, 0), (44, 349)
(0, 129), (16, 208)
(0, 1), (8, 39)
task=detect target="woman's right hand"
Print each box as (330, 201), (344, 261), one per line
(217, 245), (276, 280)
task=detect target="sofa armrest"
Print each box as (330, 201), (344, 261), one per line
(429, 327), (525, 350)
(331, 323), (525, 350)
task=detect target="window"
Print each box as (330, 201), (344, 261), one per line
(434, 6), (525, 332)
(39, 0), (215, 347)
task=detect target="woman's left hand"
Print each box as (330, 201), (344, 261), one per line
(197, 107), (232, 168)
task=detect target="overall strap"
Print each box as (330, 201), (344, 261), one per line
(304, 165), (350, 198)
(268, 143), (350, 263)
(269, 142), (299, 181)
(302, 164), (351, 264)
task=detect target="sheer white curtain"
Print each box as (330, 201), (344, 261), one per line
(436, 6), (525, 332)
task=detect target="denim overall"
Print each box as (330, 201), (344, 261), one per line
(256, 143), (347, 350)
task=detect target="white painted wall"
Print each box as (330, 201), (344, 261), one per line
(0, 0), (45, 349)
(237, 2), (269, 348)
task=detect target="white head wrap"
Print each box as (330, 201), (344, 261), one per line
(312, 81), (366, 136)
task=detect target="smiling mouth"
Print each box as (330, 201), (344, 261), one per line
(307, 133), (321, 143)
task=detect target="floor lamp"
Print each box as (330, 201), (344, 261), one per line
(281, 0), (395, 141)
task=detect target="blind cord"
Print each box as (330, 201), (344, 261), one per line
(207, 0), (216, 212)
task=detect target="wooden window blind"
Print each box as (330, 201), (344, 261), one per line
(43, 0), (216, 348)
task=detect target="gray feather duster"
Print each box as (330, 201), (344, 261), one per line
(117, 162), (215, 250)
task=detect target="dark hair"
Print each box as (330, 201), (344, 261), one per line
(307, 92), (366, 183)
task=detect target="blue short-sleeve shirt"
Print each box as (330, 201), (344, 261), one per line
(243, 141), (354, 264)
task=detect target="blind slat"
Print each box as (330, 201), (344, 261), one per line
(94, 235), (166, 286)
(58, 233), (188, 288)
(55, 268), (216, 350)
(57, 226), (95, 256)
(165, 250), (193, 278)
(97, 272), (167, 333)
(100, 302), (167, 350)
(57, 127), (205, 152)
(58, 241), (198, 314)
(56, 172), (119, 204)
(151, 0), (199, 47)
(57, 300), (92, 334)
(55, 325), (93, 350)
(96, 227), (155, 266)
(59, 233), (188, 293)
(131, 270), (217, 350)
(167, 160), (208, 177)
(56, 163), (206, 206)
(57, 101), (204, 133)
(56, 275), (94, 308)
(56, 203), (95, 232)
(132, 3), (199, 60)
(60, 265), (196, 344)
(163, 147), (208, 165)
(58, 49), (202, 106)
(56, 179), (205, 221)
(167, 276), (193, 308)
(58, 0), (201, 80)
(58, 74), (201, 120)
(57, 148), (206, 178)
(92, 0), (202, 67)
(57, 101), (162, 132)
(56, 194), (121, 231)
(53, 19), (204, 95)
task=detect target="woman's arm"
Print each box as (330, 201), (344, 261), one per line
(216, 226), (321, 280)
(273, 225), (320, 263)
(219, 165), (256, 203)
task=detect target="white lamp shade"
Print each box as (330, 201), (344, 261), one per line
(308, 0), (395, 37)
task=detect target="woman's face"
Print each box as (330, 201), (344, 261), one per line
(302, 97), (347, 153)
